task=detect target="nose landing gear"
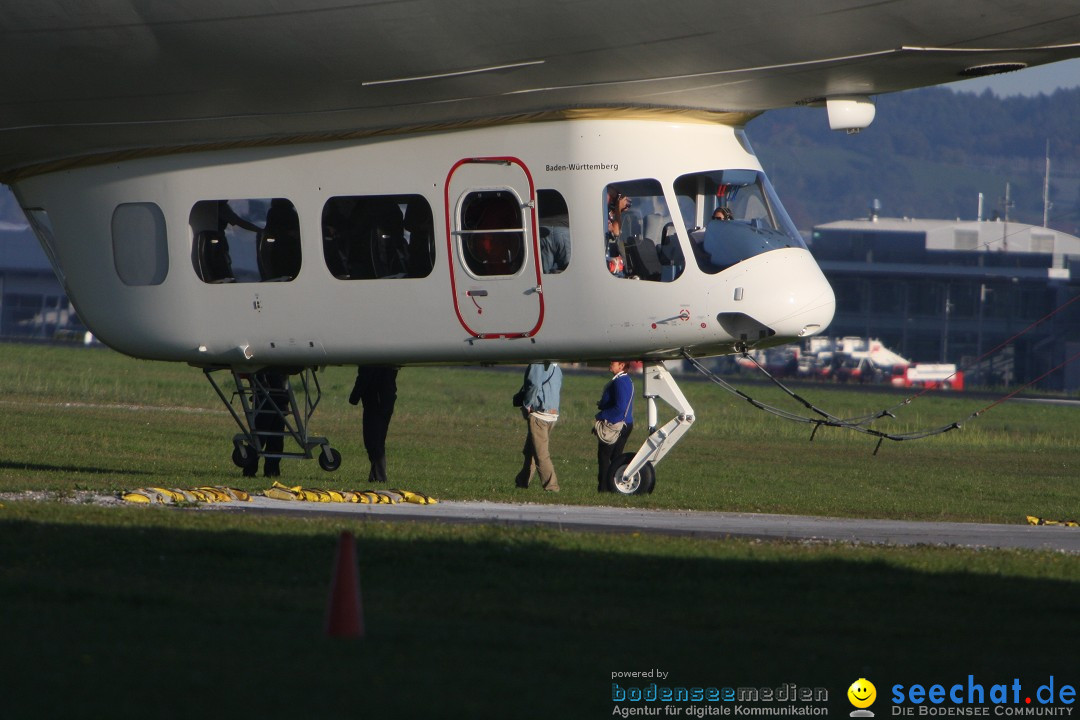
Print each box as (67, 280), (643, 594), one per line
(604, 361), (695, 495)
(606, 452), (656, 494)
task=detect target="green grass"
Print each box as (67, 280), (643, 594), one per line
(0, 343), (1077, 718)
(0, 343), (1075, 522)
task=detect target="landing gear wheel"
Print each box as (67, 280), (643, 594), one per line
(232, 441), (258, 471)
(606, 452), (656, 495)
(318, 446), (342, 472)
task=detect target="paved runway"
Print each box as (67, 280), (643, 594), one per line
(222, 497), (1080, 553)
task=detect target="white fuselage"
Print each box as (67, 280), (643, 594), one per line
(12, 116), (834, 368)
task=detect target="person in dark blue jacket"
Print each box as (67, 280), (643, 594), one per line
(595, 360), (634, 492)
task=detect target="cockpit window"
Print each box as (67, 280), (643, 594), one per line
(673, 169), (805, 274)
(602, 179), (683, 282)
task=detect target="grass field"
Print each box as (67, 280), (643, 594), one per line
(1, 343), (1077, 522)
(0, 343), (1077, 718)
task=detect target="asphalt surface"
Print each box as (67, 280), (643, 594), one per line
(221, 497), (1080, 553)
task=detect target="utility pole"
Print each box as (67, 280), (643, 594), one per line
(1043, 139), (1052, 228)
(942, 283), (952, 363)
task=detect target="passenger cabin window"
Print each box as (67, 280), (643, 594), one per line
(112, 202), (168, 286)
(458, 190), (525, 277)
(322, 194), (434, 280)
(603, 180), (683, 282)
(190, 198), (301, 283)
(673, 169), (805, 274)
(537, 189), (571, 274)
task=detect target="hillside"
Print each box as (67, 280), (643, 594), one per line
(747, 86), (1080, 235)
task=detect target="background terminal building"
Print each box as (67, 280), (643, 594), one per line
(0, 212), (85, 342)
(811, 211), (1080, 391)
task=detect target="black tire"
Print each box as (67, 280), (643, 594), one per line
(232, 441), (258, 469)
(318, 446), (342, 472)
(605, 452), (656, 495)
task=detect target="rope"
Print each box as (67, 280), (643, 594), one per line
(684, 288), (1080, 453)
(684, 351), (961, 455)
(970, 346), (1080, 418)
(686, 340), (1080, 454)
(890, 292), (1080, 413)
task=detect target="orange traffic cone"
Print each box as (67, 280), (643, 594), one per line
(324, 530), (364, 638)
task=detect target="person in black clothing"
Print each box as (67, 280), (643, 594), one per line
(349, 365), (399, 483)
(259, 198), (301, 280)
(243, 369), (288, 478)
(217, 199), (262, 235)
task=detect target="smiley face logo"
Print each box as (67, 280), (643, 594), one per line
(848, 678), (877, 709)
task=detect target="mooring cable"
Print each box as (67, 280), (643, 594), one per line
(888, 292), (1080, 414)
(969, 346), (1080, 418)
(685, 351), (960, 455)
(682, 291), (1080, 454)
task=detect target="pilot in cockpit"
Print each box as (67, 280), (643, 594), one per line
(699, 205), (738, 269)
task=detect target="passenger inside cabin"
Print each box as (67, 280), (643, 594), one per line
(259, 198), (301, 280)
(323, 195), (436, 280)
(195, 200), (265, 283)
(605, 186), (631, 276)
(363, 199), (408, 278)
(332, 198), (405, 279)
(602, 183), (673, 281)
(217, 199), (263, 236)
(322, 198), (355, 279)
(537, 189), (570, 274)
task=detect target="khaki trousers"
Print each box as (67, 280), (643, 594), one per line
(515, 413), (558, 491)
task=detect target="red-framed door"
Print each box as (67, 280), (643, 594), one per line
(444, 157), (544, 339)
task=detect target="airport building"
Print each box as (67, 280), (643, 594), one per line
(0, 219), (85, 341)
(811, 214), (1080, 391)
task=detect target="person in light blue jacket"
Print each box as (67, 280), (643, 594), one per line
(514, 362), (563, 492)
(595, 360), (634, 492)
